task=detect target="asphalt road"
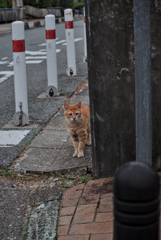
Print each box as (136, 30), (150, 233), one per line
(0, 19), (86, 128)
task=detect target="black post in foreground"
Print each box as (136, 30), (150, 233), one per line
(134, 0), (152, 164)
(113, 162), (160, 240)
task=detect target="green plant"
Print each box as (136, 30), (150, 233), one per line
(35, 131), (40, 136)
(23, 225), (28, 236)
(59, 175), (64, 181)
(0, 0), (12, 8)
(59, 0), (73, 8)
(2, 170), (13, 178)
(63, 184), (71, 188)
(73, 2), (84, 10)
(67, 174), (75, 180)
(81, 175), (93, 183)
(31, 203), (36, 207)
(24, 0), (59, 8)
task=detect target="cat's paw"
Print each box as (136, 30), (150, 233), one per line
(78, 152), (84, 158)
(73, 152), (78, 157)
(87, 141), (91, 146)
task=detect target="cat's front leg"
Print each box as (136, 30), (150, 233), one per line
(71, 134), (79, 157)
(78, 130), (87, 157)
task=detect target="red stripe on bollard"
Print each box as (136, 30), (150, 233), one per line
(12, 39), (25, 52)
(65, 21), (73, 29)
(46, 29), (56, 39)
(84, 16), (86, 23)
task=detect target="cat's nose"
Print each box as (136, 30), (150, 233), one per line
(73, 117), (76, 121)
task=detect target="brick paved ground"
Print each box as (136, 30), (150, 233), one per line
(57, 178), (114, 240)
(57, 175), (161, 240)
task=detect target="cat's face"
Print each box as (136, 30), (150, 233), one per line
(64, 102), (82, 123)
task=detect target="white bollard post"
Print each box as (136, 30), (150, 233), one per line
(83, 7), (87, 63)
(45, 14), (58, 97)
(64, 9), (77, 76)
(12, 21), (29, 126)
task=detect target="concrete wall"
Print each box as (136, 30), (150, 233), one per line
(24, 5), (61, 18)
(0, 6), (62, 23)
(85, 0), (161, 177)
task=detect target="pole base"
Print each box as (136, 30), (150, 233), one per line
(66, 67), (76, 77)
(83, 56), (87, 63)
(13, 111), (29, 126)
(46, 86), (58, 97)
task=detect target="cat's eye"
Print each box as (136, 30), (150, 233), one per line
(75, 113), (79, 115)
(69, 113), (72, 116)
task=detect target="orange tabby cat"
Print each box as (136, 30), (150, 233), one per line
(64, 101), (91, 157)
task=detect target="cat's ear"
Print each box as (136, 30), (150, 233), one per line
(76, 101), (81, 109)
(64, 102), (70, 111)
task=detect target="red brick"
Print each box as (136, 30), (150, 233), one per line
(58, 235), (89, 240)
(69, 222), (113, 235)
(63, 189), (83, 199)
(83, 178), (105, 194)
(98, 202), (113, 213)
(103, 177), (114, 184)
(95, 212), (113, 222)
(90, 233), (113, 240)
(79, 194), (100, 205)
(100, 193), (113, 200)
(70, 183), (85, 191)
(59, 216), (73, 226)
(59, 206), (76, 216)
(83, 178), (111, 196)
(57, 225), (69, 236)
(73, 204), (97, 224)
(98, 194), (113, 213)
(61, 198), (80, 207)
(86, 178), (105, 187)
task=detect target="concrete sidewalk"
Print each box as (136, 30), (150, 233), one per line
(10, 80), (91, 175)
(0, 18), (45, 33)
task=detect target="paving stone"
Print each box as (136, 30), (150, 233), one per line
(103, 177), (114, 185)
(59, 206), (76, 216)
(85, 178), (105, 187)
(58, 235), (90, 240)
(61, 198), (80, 207)
(27, 201), (59, 240)
(69, 183), (85, 191)
(73, 204), (97, 224)
(98, 194), (113, 213)
(97, 201), (113, 213)
(59, 216), (73, 226)
(79, 194), (100, 205)
(69, 222), (113, 235)
(90, 233), (113, 240)
(95, 212), (113, 222)
(57, 225), (69, 236)
(100, 193), (113, 200)
(83, 178), (113, 196)
(62, 189), (83, 199)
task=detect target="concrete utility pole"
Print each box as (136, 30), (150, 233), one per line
(134, 0), (152, 165)
(13, 0), (23, 20)
(85, 0), (136, 177)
